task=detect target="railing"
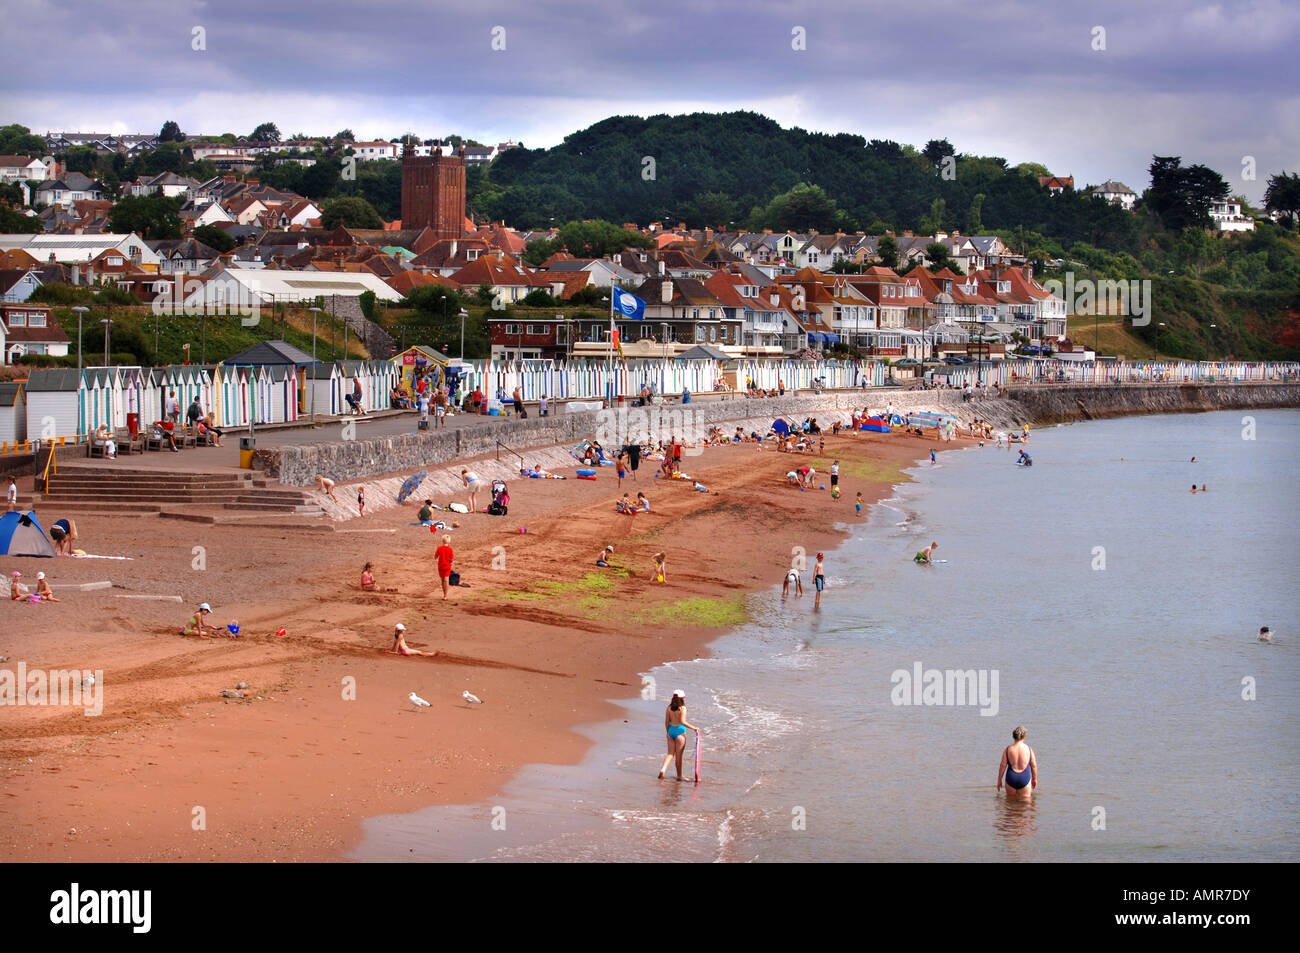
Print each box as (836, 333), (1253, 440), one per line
(494, 438), (525, 467)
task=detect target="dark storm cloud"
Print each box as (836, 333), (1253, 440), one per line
(4, 0), (1295, 199)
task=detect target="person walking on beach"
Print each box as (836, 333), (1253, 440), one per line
(616, 451), (627, 488)
(830, 460), (839, 494)
(462, 468), (483, 511)
(512, 384), (526, 418)
(166, 390), (181, 423)
(658, 691), (700, 781)
(997, 726), (1038, 798)
(813, 552), (826, 609)
(434, 535), (455, 600)
(7, 475), (18, 512)
(417, 391), (430, 426)
(357, 486), (366, 517)
(855, 491), (863, 516)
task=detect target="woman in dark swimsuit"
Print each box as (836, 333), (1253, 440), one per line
(997, 726), (1037, 798)
(625, 440), (641, 480)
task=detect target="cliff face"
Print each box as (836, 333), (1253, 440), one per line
(1008, 382), (1300, 424)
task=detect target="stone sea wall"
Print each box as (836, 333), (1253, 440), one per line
(265, 383), (1300, 485)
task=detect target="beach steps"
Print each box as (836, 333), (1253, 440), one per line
(35, 466), (321, 516)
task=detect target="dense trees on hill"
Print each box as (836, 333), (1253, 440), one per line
(468, 112), (1141, 251)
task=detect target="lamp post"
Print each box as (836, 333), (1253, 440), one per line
(459, 308), (469, 361)
(309, 306), (322, 420)
(70, 306), (89, 371)
(101, 317), (113, 365)
(1156, 321), (1166, 364)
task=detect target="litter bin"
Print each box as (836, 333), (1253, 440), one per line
(239, 436), (255, 469)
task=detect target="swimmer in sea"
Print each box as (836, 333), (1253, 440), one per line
(1259, 626), (1272, 642)
(914, 541), (938, 564)
(658, 690), (700, 781)
(1190, 484), (1198, 493)
(997, 725), (1037, 798)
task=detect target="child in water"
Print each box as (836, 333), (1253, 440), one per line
(855, 491), (863, 515)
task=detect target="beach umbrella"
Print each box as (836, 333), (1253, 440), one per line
(396, 470), (428, 505)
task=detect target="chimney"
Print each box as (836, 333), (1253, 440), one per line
(770, 292), (779, 307)
(661, 280), (673, 304)
(449, 240), (458, 258)
(658, 260), (665, 276)
(613, 253), (621, 264)
(704, 227), (714, 242)
(224, 173), (236, 183)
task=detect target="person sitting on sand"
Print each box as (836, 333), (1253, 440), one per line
(316, 475), (338, 503)
(182, 603), (216, 637)
(636, 492), (650, 513)
(914, 542), (939, 564)
(418, 500), (434, 525)
(10, 570), (24, 600)
(652, 552), (666, 583)
(33, 571), (60, 602)
(596, 545), (614, 568)
(615, 493), (635, 514)
(997, 725), (1038, 798)
(391, 623), (434, 656)
(361, 562), (376, 591)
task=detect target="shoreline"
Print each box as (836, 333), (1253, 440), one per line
(0, 411), (963, 861)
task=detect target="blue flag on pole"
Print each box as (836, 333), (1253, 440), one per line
(611, 286), (646, 320)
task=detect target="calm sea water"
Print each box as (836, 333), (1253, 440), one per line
(353, 409), (1300, 862)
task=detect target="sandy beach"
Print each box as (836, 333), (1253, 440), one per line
(0, 423), (966, 861)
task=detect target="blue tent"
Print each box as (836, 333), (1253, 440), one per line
(0, 510), (56, 557)
(772, 419), (791, 436)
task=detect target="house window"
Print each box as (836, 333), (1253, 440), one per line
(556, 324), (569, 345)
(8, 312), (26, 326)
(504, 324), (523, 335)
(526, 324), (549, 335)
(467, 249), (479, 261)
(108, 257), (123, 267)
(28, 312), (46, 327)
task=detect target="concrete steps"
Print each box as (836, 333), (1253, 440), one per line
(40, 466), (317, 516)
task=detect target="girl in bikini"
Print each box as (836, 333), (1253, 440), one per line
(360, 562), (376, 591)
(658, 691), (699, 780)
(391, 623), (434, 656)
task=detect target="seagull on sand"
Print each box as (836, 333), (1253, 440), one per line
(409, 691), (431, 708)
(462, 690), (483, 705)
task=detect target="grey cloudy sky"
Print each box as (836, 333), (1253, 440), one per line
(4, 0), (1296, 203)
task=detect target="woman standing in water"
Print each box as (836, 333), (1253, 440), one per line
(658, 690), (700, 781)
(997, 726), (1038, 798)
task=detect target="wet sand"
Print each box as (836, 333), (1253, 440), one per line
(0, 426), (965, 860)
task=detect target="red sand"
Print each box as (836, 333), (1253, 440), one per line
(0, 429), (961, 860)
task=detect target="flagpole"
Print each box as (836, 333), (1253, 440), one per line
(609, 286), (616, 404)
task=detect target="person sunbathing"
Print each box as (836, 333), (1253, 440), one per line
(391, 623), (434, 656)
